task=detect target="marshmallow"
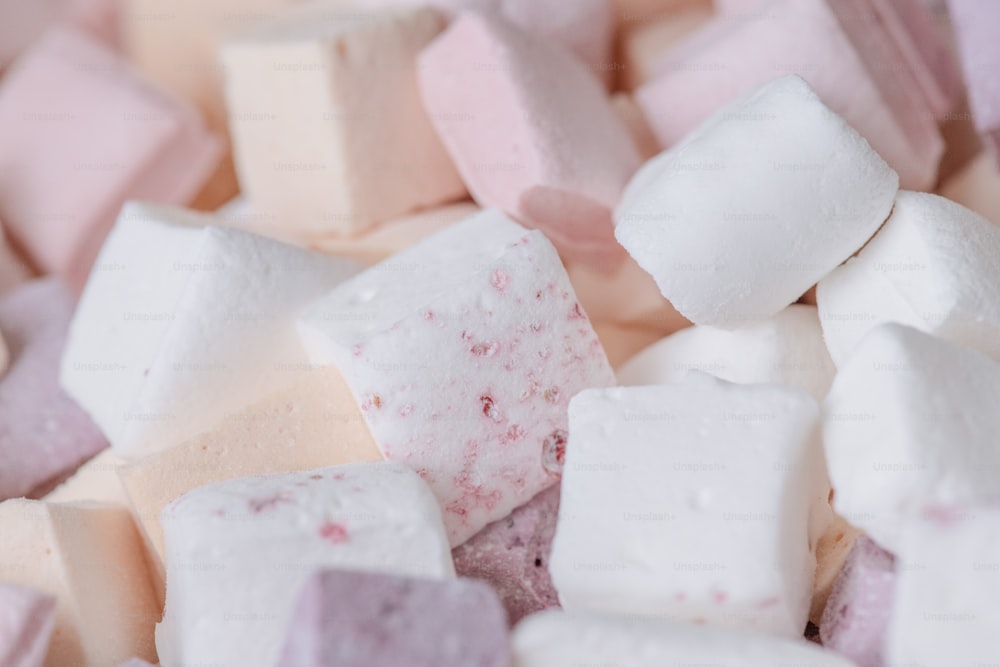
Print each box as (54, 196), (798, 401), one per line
(0, 0), (119, 68)
(809, 512), (862, 624)
(616, 304), (835, 402)
(0, 28), (221, 286)
(116, 661), (155, 667)
(616, 75), (898, 327)
(0, 500), (159, 667)
(119, 367), (382, 591)
(820, 535), (896, 667)
(947, 0), (1000, 161)
(610, 93), (662, 162)
(617, 0), (713, 91)
(298, 211), (615, 545)
(886, 507), (1000, 666)
(822, 323), (1000, 552)
(60, 202), (363, 459)
(0, 584), (56, 667)
(155, 462), (454, 667)
(418, 13), (641, 267)
(0, 225), (33, 296)
(637, 0), (944, 189)
(550, 375), (829, 636)
(818, 191), (1000, 366)
(591, 321), (668, 370)
(0, 279), (107, 501)
(512, 610), (857, 667)
(221, 6), (466, 241)
(939, 151), (1000, 228)
(452, 485), (561, 625)
(44, 449), (128, 506)
(278, 569), (509, 667)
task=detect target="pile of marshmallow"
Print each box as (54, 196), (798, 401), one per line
(0, 0), (999, 665)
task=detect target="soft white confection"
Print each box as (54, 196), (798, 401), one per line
(823, 323), (1000, 553)
(614, 75), (898, 328)
(155, 462), (454, 667)
(60, 202), (363, 459)
(818, 190), (1000, 366)
(550, 375), (829, 637)
(886, 508), (1000, 667)
(512, 610), (857, 667)
(44, 449), (128, 506)
(298, 210), (615, 546)
(616, 304), (835, 401)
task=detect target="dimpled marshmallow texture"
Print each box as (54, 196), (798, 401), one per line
(278, 569), (509, 667)
(550, 375), (829, 637)
(60, 202), (363, 459)
(616, 305), (835, 401)
(615, 75), (898, 328)
(512, 610), (857, 667)
(818, 191), (1000, 367)
(221, 6), (465, 241)
(417, 13), (641, 268)
(155, 462), (454, 667)
(822, 323), (1000, 553)
(0, 584), (56, 667)
(297, 210), (615, 546)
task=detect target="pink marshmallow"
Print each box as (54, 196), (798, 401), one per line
(0, 0), (119, 69)
(452, 485), (561, 625)
(418, 13), (641, 268)
(0, 584), (56, 667)
(0, 279), (108, 501)
(0, 26), (221, 287)
(947, 0), (1000, 162)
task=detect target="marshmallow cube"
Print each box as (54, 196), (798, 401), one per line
(45, 449), (128, 506)
(617, 0), (713, 91)
(616, 75), (898, 327)
(221, 6), (464, 241)
(155, 463), (454, 667)
(0, 584), (56, 667)
(298, 211), (615, 545)
(452, 485), (561, 625)
(823, 323), (1000, 552)
(0, 28), (220, 285)
(278, 569), (509, 667)
(0, 500), (159, 667)
(616, 304), (835, 401)
(60, 203), (363, 459)
(418, 13), (641, 267)
(550, 375), (829, 636)
(947, 0), (1000, 158)
(0, 279), (107, 501)
(819, 191), (1000, 366)
(820, 535), (896, 667)
(886, 507), (1000, 666)
(512, 610), (857, 667)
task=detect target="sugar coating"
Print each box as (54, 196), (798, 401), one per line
(278, 569), (509, 667)
(0, 500), (159, 667)
(823, 323), (1000, 552)
(617, 305), (835, 402)
(452, 485), (561, 625)
(616, 75), (898, 328)
(0, 584), (56, 667)
(512, 610), (858, 667)
(550, 375), (830, 637)
(0, 27), (220, 286)
(60, 202), (363, 460)
(298, 211), (615, 545)
(0, 279), (107, 501)
(156, 462), (454, 667)
(820, 535), (896, 667)
(221, 6), (465, 240)
(818, 191), (1000, 366)
(886, 507), (1000, 666)
(947, 0), (1000, 153)
(418, 13), (640, 268)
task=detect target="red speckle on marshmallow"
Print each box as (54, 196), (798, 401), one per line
(712, 590), (728, 605)
(542, 429), (567, 474)
(399, 403), (414, 417)
(248, 494), (290, 513)
(471, 341), (499, 357)
(491, 269), (510, 292)
(318, 521), (349, 544)
(569, 303), (586, 320)
(480, 394), (503, 422)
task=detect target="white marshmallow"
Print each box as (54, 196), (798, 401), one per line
(617, 304), (835, 401)
(298, 210), (615, 546)
(887, 507), (1000, 667)
(614, 75), (898, 327)
(822, 323), (1000, 553)
(60, 202), (363, 459)
(550, 375), (829, 637)
(818, 190), (1000, 366)
(156, 462), (454, 667)
(512, 610), (857, 667)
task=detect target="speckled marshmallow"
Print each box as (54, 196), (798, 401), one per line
(617, 75), (898, 328)
(298, 210), (615, 546)
(0, 584), (56, 667)
(155, 462), (454, 667)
